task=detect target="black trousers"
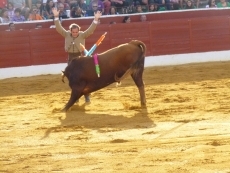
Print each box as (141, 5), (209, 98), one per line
(68, 52), (81, 65)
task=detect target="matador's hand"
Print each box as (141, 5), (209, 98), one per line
(52, 7), (60, 18)
(94, 11), (102, 21)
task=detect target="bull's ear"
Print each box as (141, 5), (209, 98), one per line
(61, 70), (65, 75)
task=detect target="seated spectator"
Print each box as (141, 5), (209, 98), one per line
(68, 0), (78, 10)
(154, 0), (166, 10)
(87, 1), (103, 16)
(140, 14), (147, 22)
(35, 0), (45, 17)
(184, 0), (195, 9)
(149, 3), (158, 12)
(0, 8), (11, 23)
(206, 0), (217, 8)
(103, 0), (111, 15)
(109, 6), (118, 15)
(28, 5), (43, 20)
(6, 22), (15, 31)
(170, 0), (180, 10)
(59, 0), (70, 10)
(71, 6), (84, 17)
(89, 0), (104, 14)
(134, 0), (148, 11)
(57, 3), (68, 18)
(217, 0), (230, 7)
(127, 5), (135, 13)
(8, 0), (26, 9)
(78, 0), (87, 15)
(35, 23), (42, 29)
(44, 0), (55, 19)
(136, 4), (144, 12)
(110, 0), (128, 13)
(12, 8), (26, 22)
(120, 7), (128, 14)
(9, 0), (30, 20)
(196, 0), (208, 8)
(165, 0), (172, 10)
(7, 2), (15, 21)
(122, 16), (131, 23)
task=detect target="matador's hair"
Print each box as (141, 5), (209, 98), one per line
(69, 23), (81, 31)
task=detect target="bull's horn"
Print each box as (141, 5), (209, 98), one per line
(62, 76), (65, 83)
(61, 71), (65, 83)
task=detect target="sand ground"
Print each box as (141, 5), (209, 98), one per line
(0, 61), (230, 173)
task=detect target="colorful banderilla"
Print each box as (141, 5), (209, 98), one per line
(93, 54), (100, 77)
(86, 32), (107, 56)
(79, 43), (89, 55)
(79, 32), (107, 77)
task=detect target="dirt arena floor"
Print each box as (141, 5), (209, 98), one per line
(1, 61), (230, 173)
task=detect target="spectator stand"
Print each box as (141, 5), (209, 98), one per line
(1, 8), (230, 69)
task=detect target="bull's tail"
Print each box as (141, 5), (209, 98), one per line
(115, 40), (146, 82)
(129, 40), (146, 59)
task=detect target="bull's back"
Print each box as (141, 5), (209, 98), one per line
(97, 41), (143, 80)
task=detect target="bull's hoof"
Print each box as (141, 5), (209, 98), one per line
(60, 109), (66, 112)
(84, 101), (91, 105)
(141, 104), (147, 109)
(61, 107), (69, 112)
(52, 108), (62, 113)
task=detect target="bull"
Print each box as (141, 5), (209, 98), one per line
(61, 40), (146, 111)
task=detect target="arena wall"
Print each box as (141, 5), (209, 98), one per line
(1, 50), (230, 79)
(1, 9), (230, 79)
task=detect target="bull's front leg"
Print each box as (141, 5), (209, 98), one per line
(62, 89), (81, 112)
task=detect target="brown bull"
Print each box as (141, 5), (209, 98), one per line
(61, 40), (146, 111)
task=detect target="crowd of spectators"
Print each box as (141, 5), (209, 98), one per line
(0, 0), (229, 25)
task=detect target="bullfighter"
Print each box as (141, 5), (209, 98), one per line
(52, 7), (102, 103)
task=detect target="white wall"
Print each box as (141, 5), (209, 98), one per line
(1, 50), (230, 80)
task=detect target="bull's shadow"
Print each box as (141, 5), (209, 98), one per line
(42, 104), (155, 139)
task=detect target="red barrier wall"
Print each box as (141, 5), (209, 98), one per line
(1, 9), (230, 68)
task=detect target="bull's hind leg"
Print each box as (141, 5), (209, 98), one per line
(62, 89), (81, 112)
(131, 68), (146, 107)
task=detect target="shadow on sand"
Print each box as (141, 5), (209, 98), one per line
(42, 104), (155, 139)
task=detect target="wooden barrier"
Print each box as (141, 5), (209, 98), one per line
(29, 28), (66, 65)
(150, 19), (191, 55)
(1, 9), (230, 68)
(0, 30), (31, 67)
(190, 16), (230, 52)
